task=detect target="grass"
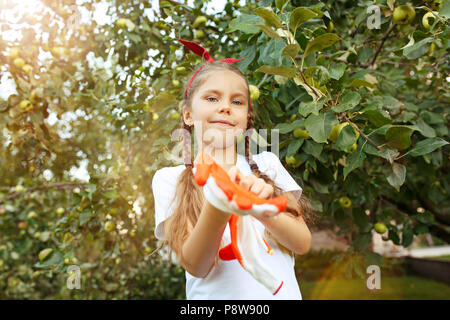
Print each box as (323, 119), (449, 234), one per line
(299, 275), (450, 300)
(425, 254), (450, 261)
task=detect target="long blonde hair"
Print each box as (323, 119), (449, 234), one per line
(161, 61), (316, 266)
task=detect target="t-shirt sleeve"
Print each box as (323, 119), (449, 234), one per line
(152, 168), (178, 241)
(261, 151), (303, 201)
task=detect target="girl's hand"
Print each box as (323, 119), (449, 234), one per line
(227, 166), (274, 200)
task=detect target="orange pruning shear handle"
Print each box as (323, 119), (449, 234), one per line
(193, 152), (286, 295)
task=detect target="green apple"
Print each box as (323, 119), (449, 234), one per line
(249, 85), (260, 101)
(338, 196), (352, 208)
(193, 16), (207, 29)
(116, 18), (128, 28)
(195, 30), (205, 39)
(393, 4), (416, 25)
(63, 233), (73, 243)
(170, 112), (180, 120)
(22, 64), (33, 73)
(426, 42), (436, 54)
(328, 122), (359, 143)
(374, 222), (387, 234)
(27, 211), (38, 219)
(285, 155), (296, 165)
(172, 79), (180, 87)
(18, 221), (28, 229)
(104, 221), (115, 232)
(430, 0), (442, 10)
(51, 47), (62, 57)
(13, 57), (25, 68)
(327, 21), (334, 32)
(38, 248), (53, 261)
(152, 113), (159, 121)
(19, 100), (33, 111)
(422, 11), (438, 29)
(175, 66), (186, 73)
(285, 155), (302, 168)
(56, 207), (65, 216)
(293, 128), (310, 139)
(8, 47), (19, 59)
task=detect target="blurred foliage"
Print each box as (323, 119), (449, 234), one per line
(0, 0), (449, 298)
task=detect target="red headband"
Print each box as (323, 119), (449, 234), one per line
(177, 38), (252, 110)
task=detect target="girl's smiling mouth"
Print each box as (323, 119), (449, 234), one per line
(209, 120), (235, 127)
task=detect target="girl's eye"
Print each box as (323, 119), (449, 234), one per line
(206, 97), (243, 105)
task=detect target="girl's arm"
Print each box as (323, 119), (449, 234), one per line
(254, 211), (312, 255)
(180, 200), (232, 278)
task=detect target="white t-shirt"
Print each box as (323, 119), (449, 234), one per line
(152, 151), (303, 300)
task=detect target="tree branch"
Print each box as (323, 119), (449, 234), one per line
(0, 182), (88, 204)
(362, 21), (396, 69)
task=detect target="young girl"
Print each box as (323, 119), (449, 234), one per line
(152, 39), (315, 300)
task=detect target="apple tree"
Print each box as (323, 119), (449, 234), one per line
(0, 0), (448, 297)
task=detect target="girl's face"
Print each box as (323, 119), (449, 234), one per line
(183, 70), (249, 150)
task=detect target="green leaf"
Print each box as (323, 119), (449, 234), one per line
(334, 91), (361, 112)
(385, 125), (417, 150)
(353, 208), (372, 233)
(298, 98), (324, 117)
(35, 250), (64, 268)
(308, 66), (330, 86)
(388, 228), (401, 245)
(440, 0), (450, 19)
(302, 33), (341, 67)
(256, 24), (282, 41)
(362, 109), (393, 127)
(79, 208), (93, 226)
(362, 251), (384, 266)
(343, 149), (366, 180)
(302, 139), (323, 159)
(415, 119), (436, 138)
(304, 109), (338, 143)
(254, 7), (283, 29)
(289, 7), (318, 33)
(227, 14), (264, 34)
(408, 137), (449, 157)
(353, 233), (371, 251)
(347, 78), (376, 88)
(287, 139), (305, 156)
(363, 146), (399, 165)
(403, 38), (433, 60)
(402, 228), (414, 247)
(282, 43), (301, 59)
(255, 65), (297, 78)
(329, 63), (346, 80)
(104, 189), (119, 199)
(413, 212), (435, 225)
(293, 76), (326, 101)
(336, 124), (357, 151)
(275, 0), (289, 11)
(262, 95), (284, 117)
(274, 120), (304, 134)
(386, 162), (406, 192)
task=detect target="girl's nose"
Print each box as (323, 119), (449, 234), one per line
(219, 104), (232, 114)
